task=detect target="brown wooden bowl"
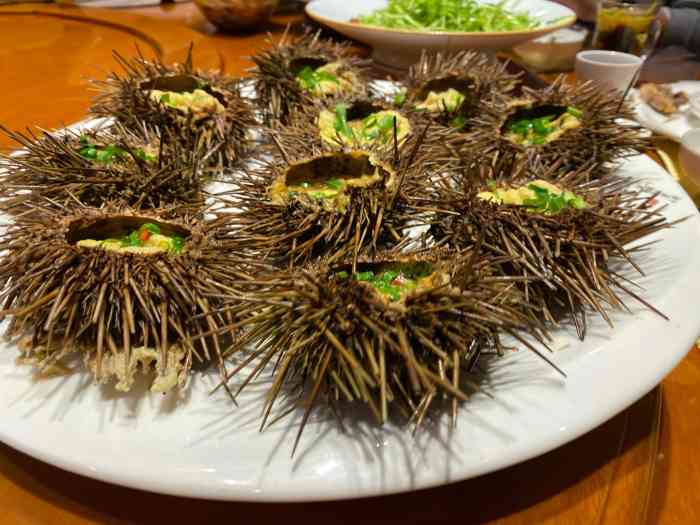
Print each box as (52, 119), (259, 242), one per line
(194, 0), (279, 32)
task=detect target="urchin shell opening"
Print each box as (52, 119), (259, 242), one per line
(343, 100), (388, 121)
(317, 101), (411, 147)
(67, 216), (190, 243)
(333, 260), (443, 302)
(417, 76), (474, 103)
(268, 152), (396, 212)
(501, 104), (582, 146)
(334, 260), (434, 276)
(477, 179), (589, 213)
(289, 57), (329, 76)
(285, 152), (393, 187)
(139, 74), (227, 106)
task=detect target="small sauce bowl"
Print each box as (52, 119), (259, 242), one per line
(575, 50), (641, 92)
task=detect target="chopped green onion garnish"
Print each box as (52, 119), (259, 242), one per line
(297, 66), (339, 91)
(326, 179), (343, 190)
(170, 236), (185, 254)
(523, 184), (586, 214)
(333, 104), (355, 139)
(142, 223), (161, 234)
(450, 115), (467, 130)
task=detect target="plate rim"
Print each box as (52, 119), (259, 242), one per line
(0, 128), (697, 501)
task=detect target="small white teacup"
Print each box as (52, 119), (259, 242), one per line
(575, 50), (642, 92)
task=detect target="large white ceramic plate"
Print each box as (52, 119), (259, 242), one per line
(306, 0), (576, 69)
(633, 81), (700, 142)
(0, 120), (699, 500)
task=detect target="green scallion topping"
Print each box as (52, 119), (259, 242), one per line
(523, 184), (587, 214)
(297, 65), (340, 91)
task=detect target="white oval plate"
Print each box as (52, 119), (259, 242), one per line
(306, 0), (576, 69)
(0, 122), (698, 501)
(633, 81), (700, 142)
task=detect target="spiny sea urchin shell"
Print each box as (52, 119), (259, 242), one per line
(222, 124), (433, 267)
(426, 157), (672, 338)
(401, 50), (520, 130)
(219, 247), (552, 451)
(462, 77), (649, 176)
(0, 122), (204, 215)
(90, 47), (255, 170)
(284, 93), (420, 150)
(250, 28), (370, 124)
(0, 203), (252, 392)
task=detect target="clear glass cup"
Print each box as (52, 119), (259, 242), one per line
(593, 0), (661, 56)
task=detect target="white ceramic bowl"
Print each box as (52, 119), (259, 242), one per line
(305, 0), (577, 70)
(575, 50), (642, 93)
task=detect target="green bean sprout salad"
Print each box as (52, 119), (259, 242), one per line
(356, 0), (542, 33)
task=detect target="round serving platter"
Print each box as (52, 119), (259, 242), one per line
(0, 116), (698, 502)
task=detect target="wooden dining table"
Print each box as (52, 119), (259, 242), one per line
(0, 3), (699, 523)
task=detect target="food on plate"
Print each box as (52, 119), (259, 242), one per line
(476, 179), (587, 213)
(461, 76), (649, 179)
(251, 29), (369, 124)
(317, 103), (411, 146)
(0, 205), (249, 393)
(90, 47), (255, 170)
(222, 135), (427, 266)
(402, 50), (520, 130)
(220, 249), (553, 446)
(355, 0), (541, 32)
(639, 83), (689, 115)
(0, 45), (675, 439)
(503, 106), (582, 146)
(0, 124), (205, 215)
(421, 156), (671, 338)
(77, 221), (185, 255)
(282, 95), (418, 150)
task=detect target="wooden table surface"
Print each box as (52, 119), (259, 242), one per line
(1, 4), (699, 524)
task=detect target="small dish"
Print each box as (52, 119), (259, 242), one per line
(633, 81), (700, 142)
(574, 50), (641, 92)
(305, 0), (576, 71)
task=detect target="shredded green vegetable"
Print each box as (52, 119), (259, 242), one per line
(337, 265), (435, 301)
(78, 136), (155, 164)
(523, 184), (587, 214)
(332, 104), (399, 143)
(356, 0), (541, 32)
(296, 66), (339, 91)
